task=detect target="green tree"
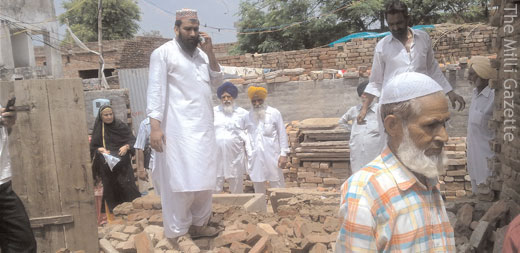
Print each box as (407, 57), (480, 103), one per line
(59, 0), (141, 43)
(233, 0), (347, 54)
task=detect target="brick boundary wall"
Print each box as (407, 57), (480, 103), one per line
(217, 24), (497, 72)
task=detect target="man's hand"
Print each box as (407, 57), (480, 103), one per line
(150, 128), (165, 152)
(119, 144), (130, 156)
(199, 32), (220, 72)
(1, 107), (16, 128)
(278, 156), (288, 169)
(150, 118), (165, 152)
(447, 91), (466, 111)
(199, 32), (213, 54)
(356, 109), (367, 124)
(137, 170), (148, 181)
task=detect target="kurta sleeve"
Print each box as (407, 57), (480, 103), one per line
(339, 106), (356, 131)
(425, 34), (453, 94)
(275, 111), (289, 157)
(147, 48), (168, 122)
(364, 48), (385, 98)
(209, 65), (224, 88)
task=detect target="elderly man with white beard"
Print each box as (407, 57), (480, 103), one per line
(213, 82), (249, 193)
(335, 72), (455, 252)
(237, 86), (289, 194)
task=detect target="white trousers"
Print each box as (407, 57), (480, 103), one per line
(215, 175), (244, 194)
(161, 190), (213, 238)
(253, 168), (285, 194)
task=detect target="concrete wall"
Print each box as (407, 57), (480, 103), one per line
(214, 72), (472, 137)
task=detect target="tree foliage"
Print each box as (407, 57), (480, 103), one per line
(59, 0), (141, 43)
(234, 0), (489, 54)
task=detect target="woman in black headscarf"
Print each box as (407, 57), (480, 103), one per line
(90, 105), (140, 213)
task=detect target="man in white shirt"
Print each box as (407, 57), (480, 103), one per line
(147, 8), (223, 252)
(237, 86), (289, 194)
(338, 81), (383, 173)
(134, 117), (158, 195)
(466, 56), (497, 193)
(357, 0), (465, 124)
(213, 82), (249, 194)
(0, 104), (37, 252)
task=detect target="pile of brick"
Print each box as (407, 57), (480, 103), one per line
(446, 197), (511, 252)
(96, 189), (342, 252)
(285, 118), (351, 189)
(439, 137), (472, 200)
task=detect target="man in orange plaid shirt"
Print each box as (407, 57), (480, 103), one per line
(335, 72), (455, 252)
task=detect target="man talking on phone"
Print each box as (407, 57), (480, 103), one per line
(0, 99), (37, 252)
(147, 8), (223, 252)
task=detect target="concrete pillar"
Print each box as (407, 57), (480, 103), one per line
(0, 20), (14, 69)
(43, 21), (63, 78)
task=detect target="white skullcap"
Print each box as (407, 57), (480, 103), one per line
(380, 72), (443, 104)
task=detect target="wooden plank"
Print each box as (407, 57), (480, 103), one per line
(47, 79), (98, 253)
(300, 141), (349, 147)
(301, 129), (349, 134)
(1, 80), (66, 251)
(295, 148), (349, 153)
(295, 152), (350, 158)
(299, 157), (350, 161)
(30, 215), (74, 228)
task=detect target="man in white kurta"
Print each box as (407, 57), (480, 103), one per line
(238, 86), (289, 194)
(356, 0), (465, 126)
(213, 82), (249, 193)
(338, 81), (383, 173)
(147, 8), (223, 251)
(466, 56), (497, 193)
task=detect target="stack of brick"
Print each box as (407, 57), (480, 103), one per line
(439, 137), (472, 200)
(285, 118), (472, 196)
(286, 118), (351, 189)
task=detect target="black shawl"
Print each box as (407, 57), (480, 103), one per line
(90, 105), (136, 160)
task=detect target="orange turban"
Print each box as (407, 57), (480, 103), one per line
(247, 86), (267, 100)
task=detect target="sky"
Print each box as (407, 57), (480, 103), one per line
(53, 0), (241, 43)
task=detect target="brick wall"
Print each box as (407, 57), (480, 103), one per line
(218, 24), (496, 72)
(488, 0), (520, 224)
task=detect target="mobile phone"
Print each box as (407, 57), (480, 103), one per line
(199, 35), (205, 44)
(4, 97), (15, 112)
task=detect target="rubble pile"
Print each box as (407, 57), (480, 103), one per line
(97, 189), (342, 253)
(285, 118), (351, 189)
(446, 197), (514, 253)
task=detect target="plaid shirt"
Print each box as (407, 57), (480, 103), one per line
(335, 147), (455, 252)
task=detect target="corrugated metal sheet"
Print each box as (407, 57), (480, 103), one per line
(119, 68), (149, 134)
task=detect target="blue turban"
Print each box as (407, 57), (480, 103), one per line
(217, 82), (238, 99)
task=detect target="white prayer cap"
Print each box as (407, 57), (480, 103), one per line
(380, 72), (443, 105)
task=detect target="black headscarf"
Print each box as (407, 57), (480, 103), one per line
(90, 105), (136, 160)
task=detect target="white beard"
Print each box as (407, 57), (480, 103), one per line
(222, 102), (234, 115)
(252, 104), (266, 122)
(396, 127), (447, 179)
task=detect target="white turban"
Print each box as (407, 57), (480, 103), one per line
(380, 72), (443, 105)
